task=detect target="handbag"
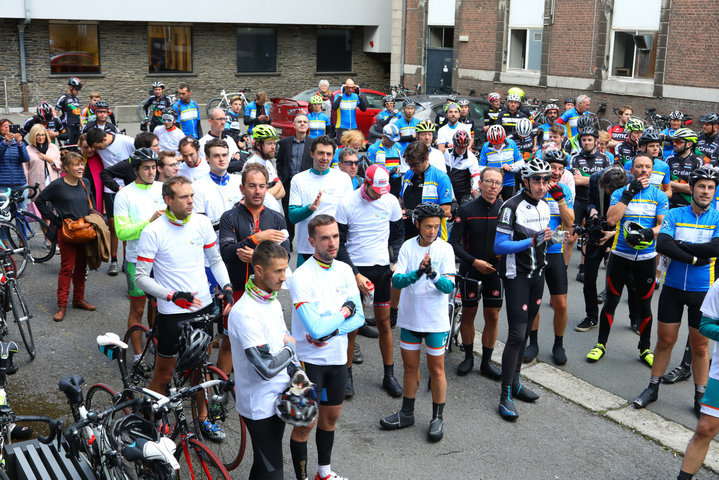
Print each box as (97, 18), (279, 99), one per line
(60, 180), (97, 244)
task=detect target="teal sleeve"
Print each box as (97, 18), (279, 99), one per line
(337, 294), (365, 335)
(699, 315), (719, 342)
(288, 204), (313, 224)
(392, 270), (420, 289)
(432, 275), (454, 294)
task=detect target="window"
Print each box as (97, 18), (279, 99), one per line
(237, 27), (276, 73)
(49, 24), (100, 74)
(610, 31), (657, 79)
(317, 29), (352, 73)
(148, 26), (191, 73)
(428, 27), (454, 49)
(507, 28), (542, 71)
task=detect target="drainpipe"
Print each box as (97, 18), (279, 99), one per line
(399, 0), (407, 87)
(18, 0), (31, 113)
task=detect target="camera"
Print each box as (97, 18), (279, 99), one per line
(8, 125), (20, 135)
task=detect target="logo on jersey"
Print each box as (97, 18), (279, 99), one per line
(537, 299), (542, 305)
(455, 217), (461, 223)
(501, 208), (512, 224)
(522, 304), (527, 311)
(190, 235), (203, 247)
(492, 290), (499, 296)
(467, 292), (475, 299)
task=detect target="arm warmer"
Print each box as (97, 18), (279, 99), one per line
(389, 219), (405, 264)
(392, 270), (420, 289)
(336, 222), (358, 275)
(288, 204), (313, 224)
(699, 315), (719, 342)
(205, 244), (231, 290)
(296, 303), (348, 340)
(656, 233), (698, 264)
(676, 237), (719, 258)
(431, 274), (454, 294)
(331, 95), (342, 111)
(357, 94), (368, 112)
(244, 344), (295, 381)
(494, 231), (532, 255)
(135, 259), (172, 300)
(337, 294), (365, 335)
(114, 216), (150, 242)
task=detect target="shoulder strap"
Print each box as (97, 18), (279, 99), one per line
(79, 179), (93, 210)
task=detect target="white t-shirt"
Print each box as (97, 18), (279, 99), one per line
(334, 188), (402, 267)
(97, 134), (135, 193)
(198, 133), (240, 160)
(701, 281), (719, 382)
(289, 258), (359, 365)
(228, 293), (290, 420)
(436, 123), (472, 148)
(394, 236), (455, 332)
(153, 125), (185, 152)
(113, 181), (164, 263)
(428, 147), (446, 171)
(136, 213), (217, 315)
(178, 157), (211, 183)
(192, 174), (243, 223)
(289, 168), (354, 255)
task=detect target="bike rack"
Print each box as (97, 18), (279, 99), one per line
(4, 439), (95, 480)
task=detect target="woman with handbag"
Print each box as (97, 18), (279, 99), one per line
(35, 150), (97, 321)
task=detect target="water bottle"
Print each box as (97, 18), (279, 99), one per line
(363, 281), (375, 308)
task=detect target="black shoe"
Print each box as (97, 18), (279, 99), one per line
(597, 290), (607, 304)
(353, 343), (363, 364)
(523, 343), (539, 363)
(575, 317), (598, 332)
(576, 271), (584, 283)
(512, 382), (539, 402)
(498, 396), (518, 420)
(552, 345), (567, 365)
(427, 417), (443, 442)
(633, 387), (658, 409)
(663, 364), (691, 384)
(380, 410), (415, 430)
(365, 317), (377, 327)
(479, 362), (501, 380)
(457, 356), (474, 376)
(358, 324), (379, 338)
(382, 375), (403, 397)
(345, 370), (355, 398)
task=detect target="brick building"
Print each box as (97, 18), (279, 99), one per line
(397, 0), (719, 123)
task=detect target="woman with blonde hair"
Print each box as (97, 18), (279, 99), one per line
(332, 129), (365, 168)
(25, 124), (62, 195)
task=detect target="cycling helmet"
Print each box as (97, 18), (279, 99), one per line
(403, 98), (416, 108)
(700, 113), (719, 125)
(412, 202), (445, 224)
(671, 127), (699, 144)
(506, 93), (522, 103)
(129, 148), (159, 170)
(111, 414), (158, 449)
(488, 92), (501, 102)
(452, 129), (471, 148)
(544, 103), (560, 114)
(515, 118), (533, 138)
(544, 148), (568, 167)
(447, 95), (458, 103)
(382, 123), (400, 142)
(508, 87), (525, 99)
(638, 130), (662, 146)
(668, 110), (684, 120)
(174, 327), (211, 373)
(577, 114), (596, 130)
(457, 99), (470, 107)
(690, 165), (719, 186)
(624, 117), (645, 133)
(309, 95), (323, 105)
(445, 102), (460, 112)
(152, 81), (165, 89)
(564, 97), (576, 105)
(415, 120), (436, 133)
(487, 124), (506, 146)
(94, 100), (109, 110)
(275, 387), (318, 427)
(623, 221), (652, 250)
(578, 127), (599, 139)
(68, 77), (82, 88)
(521, 158), (552, 180)
(161, 108), (177, 122)
(36, 101), (53, 122)
(252, 124), (280, 142)
(383, 95), (394, 105)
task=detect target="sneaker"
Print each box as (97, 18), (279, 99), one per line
(379, 410), (415, 430)
(315, 472), (348, 480)
(200, 419), (226, 441)
(575, 317), (598, 332)
(586, 344), (606, 362)
(576, 271), (584, 283)
(597, 290), (607, 304)
(352, 343), (363, 364)
(427, 417), (443, 442)
(552, 345), (567, 365)
(640, 349), (654, 367)
(108, 261), (118, 276)
(523, 342), (539, 363)
(663, 364), (692, 384)
(357, 324), (378, 339)
(456, 356), (474, 376)
(633, 387), (658, 409)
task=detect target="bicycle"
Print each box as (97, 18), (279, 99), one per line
(206, 88), (252, 116)
(0, 249), (35, 360)
(445, 272), (481, 352)
(390, 84), (420, 101)
(137, 90), (178, 123)
(1, 184), (56, 265)
(645, 108), (669, 131)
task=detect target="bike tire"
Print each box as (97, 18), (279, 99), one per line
(175, 437), (231, 480)
(137, 101), (146, 122)
(122, 324), (157, 388)
(190, 366), (246, 471)
(18, 211), (56, 263)
(85, 383), (119, 411)
(8, 281), (35, 360)
(206, 98), (224, 117)
(0, 468), (9, 480)
(598, 118), (612, 132)
(1, 223), (30, 278)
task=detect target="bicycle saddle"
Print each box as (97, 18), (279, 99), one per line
(96, 332), (128, 349)
(58, 374), (84, 405)
(0, 341), (18, 375)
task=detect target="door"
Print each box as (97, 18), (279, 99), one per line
(426, 47), (453, 94)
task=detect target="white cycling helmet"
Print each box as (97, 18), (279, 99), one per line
(521, 158), (552, 180)
(515, 118), (533, 138)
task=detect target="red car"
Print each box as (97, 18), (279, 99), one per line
(270, 87), (387, 138)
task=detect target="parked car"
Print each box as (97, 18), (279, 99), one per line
(270, 87), (387, 138)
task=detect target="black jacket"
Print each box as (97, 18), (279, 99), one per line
(100, 159), (136, 193)
(275, 136), (312, 185)
(449, 195), (503, 267)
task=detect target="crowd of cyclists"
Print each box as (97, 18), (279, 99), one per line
(4, 75), (719, 480)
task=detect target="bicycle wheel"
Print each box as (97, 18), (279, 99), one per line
(122, 324), (157, 388)
(599, 118), (612, 132)
(137, 101), (146, 122)
(85, 383), (119, 411)
(0, 223), (30, 278)
(18, 211), (56, 263)
(190, 366), (246, 471)
(8, 281), (35, 359)
(175, 437), (231, 480)
(206, 98), (224, 116)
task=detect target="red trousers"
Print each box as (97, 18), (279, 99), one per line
(57, 235), (87, 307)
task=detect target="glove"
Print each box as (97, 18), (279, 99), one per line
(341, 301), (356, 319)
(140, 120), (149, 132)
(548, 184), (565, 202)
(220, 285), (234, 307)
(169, 291), (194, 309)
(532, 230), (548, 247)
(639, 228), (654, 242)
(550, 225), (567, 245)
(423, 258), (433, 275)
(620, 179), (643, 204)
(624, 230), (642, 247)
(289, 369), (315, 396)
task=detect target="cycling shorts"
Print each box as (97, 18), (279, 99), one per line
(400, 328), (449, 356)
(457, 266), (502, 309)
(657, 285), (705, 329)
(701, 377), (719, 418)
(156, 304), (214, 358)
(357, 265), (392, 307)
(544, 253), (568, 296)
(574, 197), (589, 225)
(102, 192), (116, 218)
(301, 363), (348, 406)
(125, 262), (145, 299)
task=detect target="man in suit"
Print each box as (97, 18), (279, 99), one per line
(276, 114), (312, 245)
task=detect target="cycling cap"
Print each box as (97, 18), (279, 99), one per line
(623, 220), (652, 250)
(276, 387), (318, 427)
(174, 328), (211, 374)
(624, 117), (645, 133)
(488, 92), (501, 102)
(544, 103), (560, 114)
(638, 130), (662, 146)
(700, 113), (719, 125)
(671, 127), (698, 144)
(129, 148), (159, 170)
(68, 77), (82, 88)
(508, 87), (525, 99)
(415, 120), (436, 133)
(412, 202), (445, 224)
(94, 100), (109, 110)
(521, 158), (552, 180)
(152, 81), (165, 89)
(578, 127), (599, 139)
(515, 118), (533, 138)
(506, 93), (522, 103)
(309, 95), (323, 105)
(36, 101), (53, 122)
(252, 125), (280, 142)
(690, 165), (719, 186)
(668, 110), (684, 120)
(365, 164), (391, 195)
(544, 148), (568, 167)
(452, 129), (471, 148)
(487, 124), (506, 146)
(382, 123), (400, 142)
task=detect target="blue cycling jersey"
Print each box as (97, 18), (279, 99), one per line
(307, 112), (331, 139)
(335, 92), (360, 130)
(660, 127), (678, 160)
(557, 108), (589, 139)
(393, 116), (420, 152)
(400, 165), (453, 240)
(244, 101), (272, 134)
(623, 158), (671, 187)
(367, 140), (403, 175)
(660, 205), (719, 292)
(376, 109), (401, 124)
(172, 100), (200, 138)
(609, 185), (669, 260)
(544, 183), (574, 254)
(478, 139), (524, 187)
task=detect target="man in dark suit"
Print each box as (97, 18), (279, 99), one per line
(275, 114), (312, 244)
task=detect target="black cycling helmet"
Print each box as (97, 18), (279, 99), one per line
(638, 130), (662, 146)
(110, 414), (158, 450)
(68, 77), (82, 89)
(690, 165), (719, 187)
(383, 95), (394, 104)
(94, 100), (109, 110)
(447, 94), (458, 103)
(152, 81), (165, 89)
(129, 147), (159, 170)
(412, 202), (445, 224)
(174, 327), (211, 373)
(700, 113), (719, 125)
(564, 97), (575, 105)
(36, 101), (53, 122)
(578, 127), (599, 139)
(544, 148), (568, 167)
(577, 115), (596, 130)
(599, 166), (628, 192)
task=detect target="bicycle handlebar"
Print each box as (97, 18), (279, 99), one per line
(453, 273), (481, 285)
(155, 378), (234, 409)
(14, 415), (64, 446)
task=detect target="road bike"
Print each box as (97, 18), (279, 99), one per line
(0, 184), (56, 267)
(0, 248), (35, 360)
(206, 88), (252, 116)
(445, 273), (481, 352)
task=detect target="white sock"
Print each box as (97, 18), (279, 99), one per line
(317, 465), (331, 478)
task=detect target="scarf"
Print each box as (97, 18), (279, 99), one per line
(209, 171), (229, 186)
(359, 184), (375, 202)
(36, 142), (49, 154)
(245, 275), (277, 303)
(165, 208), (190, 226)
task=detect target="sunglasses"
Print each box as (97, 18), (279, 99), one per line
(529, 175), (552, 184)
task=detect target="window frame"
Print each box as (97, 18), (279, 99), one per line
(316, 28), (353, 73)
(48, 23), (101, 75)
(236, 27), (277, 74)
(147, 24), (193, 74)
(608, 29), (658, 80)
(505, 27), (542, 72)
